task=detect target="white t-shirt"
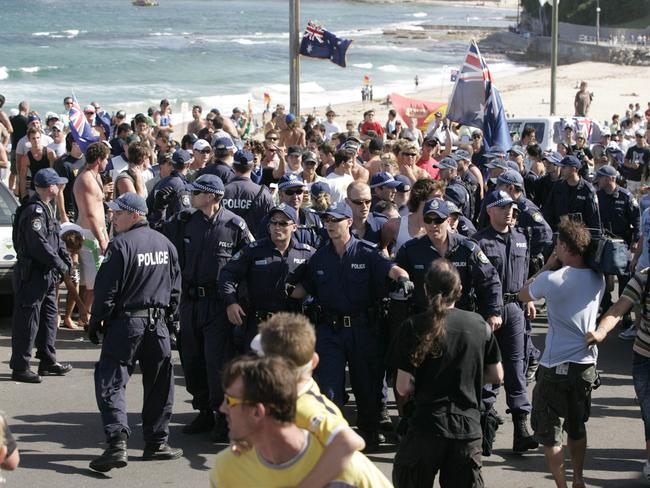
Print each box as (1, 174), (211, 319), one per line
(323, 120), (341, 141)
(325, 172), (354, 205)
(48, 141), (66, 158)
(529, 266), (605, 368)
(16, 133), (54, 156)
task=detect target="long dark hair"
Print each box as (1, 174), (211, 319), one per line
(410, 259), (462, 367)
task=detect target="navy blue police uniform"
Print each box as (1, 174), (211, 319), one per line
(222, 151), (274, 237)
(219, 206), (315, 350)
(597, 181), (640, 246)
(10, 169), (71, 382)
(542, 155), (602, 233)
(162, 174), (253, 421)
(300, 204), (400, 439)
(352, 211), (388, 244)
(147, 173), (191, 229)
(395, 200), (502, 319)
(90, 195), (181, 453)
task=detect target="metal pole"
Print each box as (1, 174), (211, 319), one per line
(289, 0), (300, 117)
(550, 0), (558, 115)
(596, 1), (601, 46)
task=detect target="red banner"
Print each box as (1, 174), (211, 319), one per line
(390, 92), (447, 130)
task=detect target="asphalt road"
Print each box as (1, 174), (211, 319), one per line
(1, 307), (648, 487)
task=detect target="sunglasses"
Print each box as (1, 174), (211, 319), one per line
(283, 188), (304, 196)
(269, 219), (293, 227)
(198, 148), (211, 154)
(303, 160), (317, 165)
(350, 199), (371, 206)
(266, 137), (278, 141)
(322, 216), (347, 223)
(423, 215), (446, 225)
(401, 152), (417, 157)
(472, 135), (482, 139)
(192, 190), (207, 196)
(224, 394), (251, 408)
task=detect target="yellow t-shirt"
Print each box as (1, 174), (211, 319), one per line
(296, 378), (347, 446)
(209, 430), (392, 488)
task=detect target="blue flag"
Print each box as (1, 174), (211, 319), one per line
(68, 95), (99, 152)
(446, 40), (511, 149)
(300, 21), (352, 68)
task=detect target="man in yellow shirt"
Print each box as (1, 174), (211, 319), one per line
(210, 355), (392, 488)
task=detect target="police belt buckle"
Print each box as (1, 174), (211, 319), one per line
(343, 316), (352, 328)
(197, 286), (206, 298)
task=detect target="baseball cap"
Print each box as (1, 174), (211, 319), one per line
(486, 158), (510, 170)
(423, 136), (440, 147)
(34, 168), (68, 187)
(193, 139), (211, 151)
(636, 129), (647, 137)
(45, 111), (59, 122)
(542, 151), (562, 165)
(310, 181), (330, 197)
(484, 190), (515, 209)
(268, 203), (298, 223)
(505, 161), (520, 172)
(84, 105), (96, 114)
(116, 110), (126, 118)
(212, 136), (235, 152)
(190, 174), (225, 195)
(509, 146), (525, 157)
(322, 202), (353, 219)
(368, 137), (384, 153)
(27, 114), (41, 125)
(125, 133), (140, 144)
(302, 151), (318, 164)
(394, 175), (411, 193)
(497, 170), (524, 188)
(232, 107), (243, 114)
(446, 200), (462, 215)
(106, 192), (148, 215)
(453, 149), (471, 161)
(422, 198), (449, 219)
(52, 121), (65, 132)
(559, 155), (581, 168)
(171, 149), (192, 166)
(370, 172), (401, 189)
(444, 184), (467, 209)
(435, 157), (458, 170)
(287, 145), (303, 156)
(233, 150), (254, 167)
(484, 145), (507, 158)
(596, 165), (619, 178)
(278, 174), (306, 191)
(286, 113), (297, 124)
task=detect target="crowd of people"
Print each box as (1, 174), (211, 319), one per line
(0, 90), (650, 487)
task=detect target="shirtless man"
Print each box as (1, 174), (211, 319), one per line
(73, 142), (110, 310)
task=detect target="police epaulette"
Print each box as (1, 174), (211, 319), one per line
(358, 239), (377, 248)
(232, 216), (247, 230)
(294, 242), (314, 251)
(460, 238), (476, 251)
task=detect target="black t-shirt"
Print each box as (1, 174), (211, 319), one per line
(9, 114), (27, 148)
(391, 308), (501, 439)
(623, 145), (650, 182)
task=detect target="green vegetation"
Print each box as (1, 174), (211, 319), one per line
(522, 0), (650, 27)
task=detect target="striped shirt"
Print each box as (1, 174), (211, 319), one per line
(621, 270), (650, 357)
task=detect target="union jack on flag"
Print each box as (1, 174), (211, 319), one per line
(304, 21), (325, 43)
(446, 40), (511, 150)
(68, 95), (99, 152)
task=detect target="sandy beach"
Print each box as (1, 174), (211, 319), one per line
(314, 61), (649, 128)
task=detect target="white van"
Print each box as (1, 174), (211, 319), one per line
(507, 116), (604, 152)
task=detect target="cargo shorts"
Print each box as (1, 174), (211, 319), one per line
(531, 363), (597, 447)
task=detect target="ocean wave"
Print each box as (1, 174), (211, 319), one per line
(352, 63), (373, 69)
(364, 45), (422, 53)
(378, 65), (400, 73)
(0, 67), (8, 80)
(337, 27), (384, 38)
(32, 32), (50, 37)
(231, 38), (280, 45)
(20, 67), (40, 73)
(63, 29), (80, 38)
(412, 12), (428, 18)
(32, 29), (84, 39)
(149, 32), (175, 36)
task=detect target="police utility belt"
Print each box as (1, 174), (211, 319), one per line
(319, 310), (368, 329)
(183, 284), (218, 300)
(117, 307), (165, 331)
(503, 293), (522, 306)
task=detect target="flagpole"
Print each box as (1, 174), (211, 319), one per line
(550, 0), (558, 115)
(289, 0), (300, 117)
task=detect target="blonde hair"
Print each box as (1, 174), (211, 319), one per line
(259, 313), (315, 367)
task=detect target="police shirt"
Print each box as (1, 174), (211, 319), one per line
(597, 185), (640, 245)
(533, 173), (558, 210)
(146, 170), (192, 227)
(302, 236), (394, 315)
(197, 160), (235, 185)
(222, 176), (274, 236)
(395, 232), (502, 318)
(523, 170), (539, 203)
(447, 177), (472, 220)
(515, 197), (553, 258)
(460, 171), (480, 221)
(351, 212), (388, 245)
(163, 206), (253, 287)
(90, 220), (181, 322)
(218, 237), (315, 312)
(542, 177), (601, 233)
(257, 207), (325, 249)
(14, 193), (69, 275)
(455, 215), (477, 238)
(473, 225), (529, 293)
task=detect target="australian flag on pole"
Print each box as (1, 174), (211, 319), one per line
(446, 40), (511, 149)
(68, 95), (99, 152)
(300, 21), (352, 68)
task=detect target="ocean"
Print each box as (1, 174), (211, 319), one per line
(0, 0), (527, 118)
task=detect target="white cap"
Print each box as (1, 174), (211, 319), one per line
(193, 139), (210, 151)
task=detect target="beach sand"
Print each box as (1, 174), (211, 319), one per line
(314, 61), (648, 127)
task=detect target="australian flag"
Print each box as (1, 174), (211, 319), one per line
(299, 21), (352, 68)
(68, 95), (99, 152)
(446, 40), (511, 149)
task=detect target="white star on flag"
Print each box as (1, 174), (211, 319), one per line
(306, 43), (313, 54)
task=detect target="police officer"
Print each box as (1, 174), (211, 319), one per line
(473, 190), (538, 454)
(147, 149), (192, 229)
(197, 136), (236, 185)
(396, 198), (503, 325)
(542, 155), (602, 233)
(294, 202), (413, 451)
(346, 181), (388, 244)
(162, 174), (253, 442)
(10, 168), (72, 383)
(257, 174), (324, 248)
(436, 157), (472, 220)
(446, 200), (476, 237)
(87, 192), (183, 472)
(453, 149), (482, 222)
(218, 204), (315, 350)
(534, 151), (562, 210)
(222, 149), (274, 236)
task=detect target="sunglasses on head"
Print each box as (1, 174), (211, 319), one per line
(322, 215), (347, 223)
(283, 188), (304, 196)
(423, 215), (446, 225)
(269, 219), (293, 227)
